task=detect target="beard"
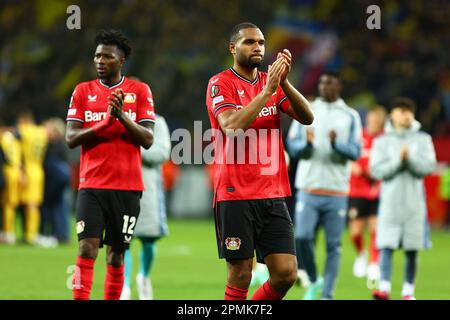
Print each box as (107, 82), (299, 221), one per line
(97, 69), (111, 80)
(237, 53), (263, 69)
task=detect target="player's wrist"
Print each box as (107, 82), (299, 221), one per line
(262, 88), (275, 98)
(115, 109), (125, 121)
(280, 78), (289, 88)
(92, 116), (114, 134)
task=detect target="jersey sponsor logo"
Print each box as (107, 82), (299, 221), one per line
(85, 111), (108, 122)
(88, 95), (97, 102)
(235, 104), (278, 118)
(258, 105), (278, 117)
(85, 109), (137, 122)
(67, 108), (77, 116)
(76, 221), (85, 234)
(225, 237), (241, 250)
(147, 97), (154, 106)
(210, 78), (219, 84)
(210, 85), (220, 98)
(124, 109), (137, 121)
(237, 89), (244, 96)
(124, 93), (136, 103)
(146, 110), (155, 117)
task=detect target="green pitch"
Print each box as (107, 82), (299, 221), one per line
(0, 218), (449, 300)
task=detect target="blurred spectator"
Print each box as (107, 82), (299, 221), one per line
(39, 117), (71, 246)
(0, 1), (447, 136)
(370, 97), (437, 300)
(0, 128), (22, 245)
(16, 111), (48, 244)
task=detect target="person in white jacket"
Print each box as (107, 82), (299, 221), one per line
(370, 97), (436, 300)
(287, 71), (362, 300)
(121, 114), (171, 300)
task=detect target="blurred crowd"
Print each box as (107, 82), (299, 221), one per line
(0, 113), (72, 247)
(1, 0), (449, 136)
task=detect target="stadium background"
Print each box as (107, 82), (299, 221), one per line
(0, 0), (449, 299)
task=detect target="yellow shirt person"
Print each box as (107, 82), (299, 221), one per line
(16, 112), (48, 244)
(1, 130), (22, 244)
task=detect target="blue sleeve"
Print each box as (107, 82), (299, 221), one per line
(332, 112), (362, 161)
(286, 120), (313, 159)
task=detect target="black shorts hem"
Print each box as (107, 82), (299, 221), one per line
(257, 250), (297, 264)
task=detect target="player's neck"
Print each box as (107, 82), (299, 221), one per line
(100, 73), (123, 87)
(232, 64), (258, 82)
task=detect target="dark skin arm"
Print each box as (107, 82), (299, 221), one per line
(217, 57), (286, 132)
(109, 89), (154, 149)
(65, 120), (104, 148)
(278, 50), (314, 125)
(65, 89), (154, 149)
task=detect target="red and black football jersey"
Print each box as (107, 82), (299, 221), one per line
(67, 76), (156, 191)
(206, 68), (291, 203)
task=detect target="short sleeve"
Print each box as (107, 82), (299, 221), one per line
(206, 77), (236, 118)
(276, 86), (289, 113)
(136, 83), (156, 124)
(66, 85), (85, 123)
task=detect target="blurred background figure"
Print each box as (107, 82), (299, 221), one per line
(347, 106), (386, 287)
(370, 97), (437, 300)
(287, 71), (362, 300)
(121, 114), (171, 300)
(16, 111), (48, 245)
(39, 117), (71, 247)
(0, 128), (22, 244)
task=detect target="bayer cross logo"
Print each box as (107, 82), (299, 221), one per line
(225, 237), (241, 251)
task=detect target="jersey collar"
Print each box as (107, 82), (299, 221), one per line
(98, 76), (125, 89)
(230, 68), (259, 85)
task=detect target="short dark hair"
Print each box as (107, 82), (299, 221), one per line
(230, 22), (259, 43)
(391, 97), (416, 113)
(95, 29), (131, 59)
(321, 70), (340, 80)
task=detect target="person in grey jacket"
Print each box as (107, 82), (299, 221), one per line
(370, 97), (436, 300)
(287, 71), (362, 299)
(121, 114), (171, 300)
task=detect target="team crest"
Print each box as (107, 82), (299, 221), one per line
(76, 221), (85, 234)
(225, 237), (241, 251)
(210, 85), (220, 98)
(124, 93), (136, 103)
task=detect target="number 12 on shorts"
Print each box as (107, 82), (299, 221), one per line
(122, 215), (136, 235)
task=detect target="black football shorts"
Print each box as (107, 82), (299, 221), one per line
(75, 188), (141, 251)
(348, 197), (379, 219)
(214, 197), (296, 263)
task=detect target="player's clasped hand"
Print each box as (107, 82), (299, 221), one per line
(265, 57), (286, 95)
(277, 49), (292, 83)
(108, 88), (125, 119)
